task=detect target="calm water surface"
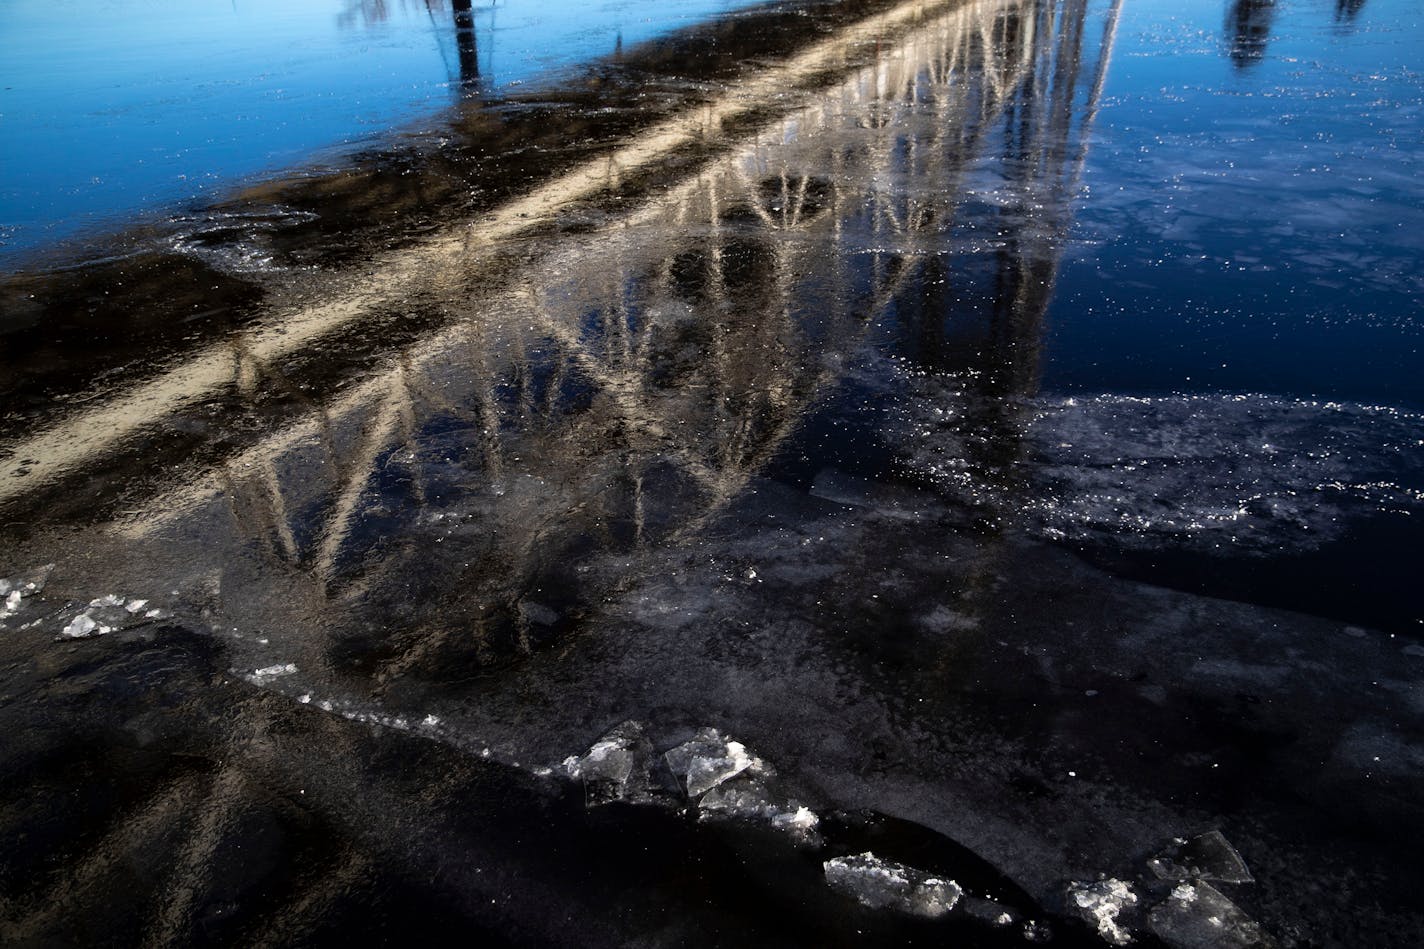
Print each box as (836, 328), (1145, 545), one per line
(0, 0), (762, 262)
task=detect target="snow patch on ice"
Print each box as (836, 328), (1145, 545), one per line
(823, 852), (962, 918)
(1066, 878), (1138, 945)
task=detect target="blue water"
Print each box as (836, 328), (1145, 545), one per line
(1042, 0), (1424, 409)
(0, 0), (762, 265)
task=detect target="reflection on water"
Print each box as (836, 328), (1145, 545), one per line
(0, 0), (766, 264)
(116, 0), (1113, 682)
(1226, 0), (1276, 69)
(4, 0), (1424, 944)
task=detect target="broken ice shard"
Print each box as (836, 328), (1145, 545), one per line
(562, 720), (654, 805)
(1148, 830), (1254, 884)
(55, 593), (169, 641)
(663, 727), (767, 798)
(1149, 882), (1276, 949)
(823, 852), (962, 918)
(697, 775), (821, 844)
(0, 564), (53, 622)
(1065, 878), (1138, 946)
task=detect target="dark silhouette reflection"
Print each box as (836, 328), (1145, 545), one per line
(450, 0), (480, 88)
(1226, 0), (1276, 69)
(1335, 0), (1368, 28)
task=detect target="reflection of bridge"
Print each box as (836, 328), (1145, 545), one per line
(0, 3), (1123, 939)
(4, 0), (1119, 677)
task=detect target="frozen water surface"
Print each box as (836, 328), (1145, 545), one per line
(2, 0), (1423, 944)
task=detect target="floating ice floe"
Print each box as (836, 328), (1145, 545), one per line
(1148, 830), (1254, 885)
(697, 776), (821, 844)
(561, 723), (822, 843)
(664, 726), (768, 798)
(1149, 882), (1276, 949)
(823, 852), (962, 918)
(562, 720), (655, 805)
(1065, 878), (1138, 946)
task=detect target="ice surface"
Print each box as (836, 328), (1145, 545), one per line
(1065, 878), (1138, 946)
(1149, 882), (1275, 949)
(823, 852), (962, 918)
(562, 720), (655, 805)
(1148, 831), (1254, 885)
(663, 727), (767, 798)
(892, 372), (1424, 553)
(59, 614), (104, 639)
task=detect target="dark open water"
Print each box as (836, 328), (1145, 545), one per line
(1, 0), (1422, 946)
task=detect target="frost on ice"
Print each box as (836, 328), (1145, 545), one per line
(1065, 878), (1138, 946)
(823, 852), (962, 918)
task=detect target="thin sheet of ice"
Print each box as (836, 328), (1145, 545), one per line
(892, 369), (1424, 553)
(1149, 882), (1275, 949)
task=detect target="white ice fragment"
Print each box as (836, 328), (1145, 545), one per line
(823, 852), (961, 918)
(89, 594), (126, 608)
(125, 599), (149, 614)
(3, 590), (21, 616)
(249, 663), (298, 684)
(422, 714), (441, 728)
(697, 776), (821, 843)
(664, 727), (767, 798)
(60, 614), (102, 639)
(1066, 878), (1138, 946)
(564, 720), (652, 805)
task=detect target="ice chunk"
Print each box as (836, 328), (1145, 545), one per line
(562, 720), (654, 805)
(697, 776), (821, 843)
(1066, 878), (1138, 945)
(248, 663), (298, 684)
(1148, 831), (1254, 884)
(1149, 882), (1275, 948)
(60, 614), (106, 639)
(1, 564), (53, 620)
(823, 852), (961, 918)
(664, 727), (767, 798)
